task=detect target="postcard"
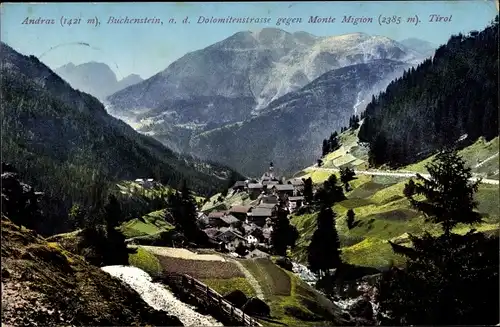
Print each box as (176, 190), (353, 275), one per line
(1, 1), (499, 327)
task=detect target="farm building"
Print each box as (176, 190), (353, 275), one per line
(248, 207), (274, 227)
(228, 205), (253, 220)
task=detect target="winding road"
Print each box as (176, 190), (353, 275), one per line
(308, 167), (499, 185)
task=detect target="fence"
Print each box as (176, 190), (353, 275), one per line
(161, 272), (263, 327)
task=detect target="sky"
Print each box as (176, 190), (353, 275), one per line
(1, 1), (498, 79)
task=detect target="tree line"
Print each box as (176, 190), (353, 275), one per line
(358, 16), (498, 168)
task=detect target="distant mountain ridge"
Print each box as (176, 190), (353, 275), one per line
(105, 29), (426, 163)
(55, 62), (143, 101)
(189, 59), (412, 176)
(1, 42), (241, 234)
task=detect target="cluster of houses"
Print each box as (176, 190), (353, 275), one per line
(197, 163), (307, 256)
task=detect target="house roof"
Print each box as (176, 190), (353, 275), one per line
(232, 181), (246, 188)
(243, 223), (258, 233)
(217, 230), (247, 242)
(229, 205), (253, 214)
(256, 203), (277, 209)
(208, 211), (226, 218)
(288, 196), (305, 201)
(288, 178), (305, 186)
(272, 184), (295, 191)
(249, 208), (273, 217)
(262, 195), (279, 204)
(220, 214), (239, 225)
(203, 228), (221, 238)
(262, 180), (279, 186)
(248, 183), (263, 189)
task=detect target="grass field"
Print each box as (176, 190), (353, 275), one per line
(202, 277), (257, 298)
(402, 136), (499, 177)
(132, 245), (346, 327)
(128, 247), (162, 276)
(288, 132), (500, 270)
(238, 258), (344, 327)
(290, 175), (499, 270)
(120, 209), (174, 239)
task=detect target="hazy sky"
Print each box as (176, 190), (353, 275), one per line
(1, 1), (497, 79)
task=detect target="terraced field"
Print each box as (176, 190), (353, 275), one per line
(120, 209), (174, 239)
(290, 170), (499, 270)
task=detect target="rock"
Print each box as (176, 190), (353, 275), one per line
(349, 295), (374, 323)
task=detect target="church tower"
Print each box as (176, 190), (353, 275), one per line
(269, 162), (274, 179)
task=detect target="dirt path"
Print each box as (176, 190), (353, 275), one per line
(229, 259), (265, 300)
(474, 152), (499, 168)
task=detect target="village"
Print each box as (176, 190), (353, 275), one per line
(195, 163), (306, 258)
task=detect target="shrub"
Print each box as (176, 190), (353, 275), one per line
(223, 290), (248, 308)
(242, 297), (271, 317)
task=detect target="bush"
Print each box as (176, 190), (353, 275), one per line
(242, 297), (271, 317)
(223, 290), (248, 308)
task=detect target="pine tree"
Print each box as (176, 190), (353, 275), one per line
(403, 149), (481, 235)
(346, 209), (355, 229)
(316, 175), (345, 207)
(270, 207), (299, 256)
(376, 150), (498, 325)
(303, 178), (313, 204)
(307, 206), (342, 276)
(340, 167), (356, 191)
(104, 194), (122, 229)
(322, 139), (330, 157)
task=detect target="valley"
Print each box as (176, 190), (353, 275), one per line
(1, 4), (498, 327)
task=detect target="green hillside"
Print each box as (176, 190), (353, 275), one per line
(290, 132), (499, 270)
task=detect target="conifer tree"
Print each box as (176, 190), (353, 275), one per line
(346, 209), (355, 229)
(307, 206), (342, 276)
(340, 167), (356, 192)
(376, 150), (498, 325)
(270, 207), (299, 256)
(303, 178), (313, 204)
(403, 149), (481, 235)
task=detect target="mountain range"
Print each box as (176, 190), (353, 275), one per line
(1, 42), (241, 234)
(190, 59), (412, 175)
(55, 62), (144, 101)
(104, 29), (432, 175)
